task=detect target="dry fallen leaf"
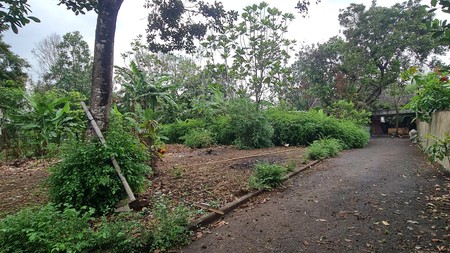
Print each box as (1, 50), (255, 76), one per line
(382, 220), (390, 226)
(316, 219), (327, 222)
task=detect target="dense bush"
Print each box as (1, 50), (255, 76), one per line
(226, 98), (274, 149)
(249, 163), (287, 190)
(209, 115), (235, 145)
(181, 129), (214, 148)
(267, 109), (369, 149)
(48, 113), (152, 214)
(305, 138), (343, 160)
(160, 119), (206, 143)
(0, 204), (151, 253)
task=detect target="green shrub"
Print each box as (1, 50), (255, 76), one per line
(249, 163), (287, 190)
(181, 129), (214, 148)
(305, 138), (343, 160)
(267, 109), (325, 146)
(48, 113), (152, 214)
(267, 108), (369, 149)
(160, 119), (206, 143)
(209, 115), (235, 145)
(227, 98), (274, 149)
(151, 198), (191, 252)
(0, 204), (151, 253)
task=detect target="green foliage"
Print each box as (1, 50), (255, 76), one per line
(48, 112), (152, 214)
(424, 133), (450, 164)
(160, 118), (206, 143)
(267, 108), (369, 149)
(0, 0), (40, 33)
(305, 138), (343, 160)
(227, 98), (274, 149)
(209, 115), (235, 145)
(115, 60), (176, 116)
(150, 197), (191, 252)
(0, 204), (151, 253)
(249, 163), (287, 190)
(40, 31), (93, 97)
(327, 100), (371, 125)
(181, 128), (214, 148)
(427, 0), (450, 45)
(406, 71), (450, 122)
(5, 90), (85, 158)
(295, 1), (442, 108)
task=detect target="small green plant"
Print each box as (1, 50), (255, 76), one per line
(424, 133), (450, 165)
(249, 163), (287, 190)
(151, 197), (191, 252)
(0, 204), (151, 253)
(169, 166), (184, 178)
(285, 160), (297, 172)
(305, 138), (343, 160)
(181, 128), (214, 148)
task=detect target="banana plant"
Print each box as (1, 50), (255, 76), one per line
(11, 92), (73, 156)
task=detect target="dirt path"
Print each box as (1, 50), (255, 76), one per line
(181, 137), (450, 252)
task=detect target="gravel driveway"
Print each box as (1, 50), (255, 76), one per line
(181, 137), (450, 252)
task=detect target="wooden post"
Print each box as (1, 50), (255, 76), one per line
(80, 102), (136, 202)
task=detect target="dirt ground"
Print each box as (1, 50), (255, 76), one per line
(0, 159), (52, 217)
(0, 145), (305, 218)
(181, 137), (450, 253)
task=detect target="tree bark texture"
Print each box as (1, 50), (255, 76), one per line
(89, 0), (123, 131)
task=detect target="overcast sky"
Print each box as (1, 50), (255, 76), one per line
(3, 0), (418, 77)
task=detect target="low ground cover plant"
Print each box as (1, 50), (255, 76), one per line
(0, 204), (151, 253)
(0, 197), (191, 253)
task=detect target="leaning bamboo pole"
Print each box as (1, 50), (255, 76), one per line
(80, 101), (136, 202)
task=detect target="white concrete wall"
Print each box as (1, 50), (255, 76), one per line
(417, 111), (450, 171)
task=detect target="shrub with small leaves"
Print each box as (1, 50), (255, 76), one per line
(249, 163), (287, 190)
(48, 112), (152, 214)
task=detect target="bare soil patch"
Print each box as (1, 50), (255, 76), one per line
(0, 159), (53, 217)
(0, 145), (306, 217)
(139, 145), (306, 214)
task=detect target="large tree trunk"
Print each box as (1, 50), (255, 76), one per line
(89, 0), (123, 131)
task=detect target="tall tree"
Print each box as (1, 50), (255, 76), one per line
(41, 31), (93, 97)
(338, 0), (442, 106)
(294, 1), (443, 110)
(202, 2), (296, 107)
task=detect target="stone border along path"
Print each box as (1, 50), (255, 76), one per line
(187, 160), (321, 229)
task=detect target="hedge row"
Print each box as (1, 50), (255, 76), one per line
(160, 108), (369, 150)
